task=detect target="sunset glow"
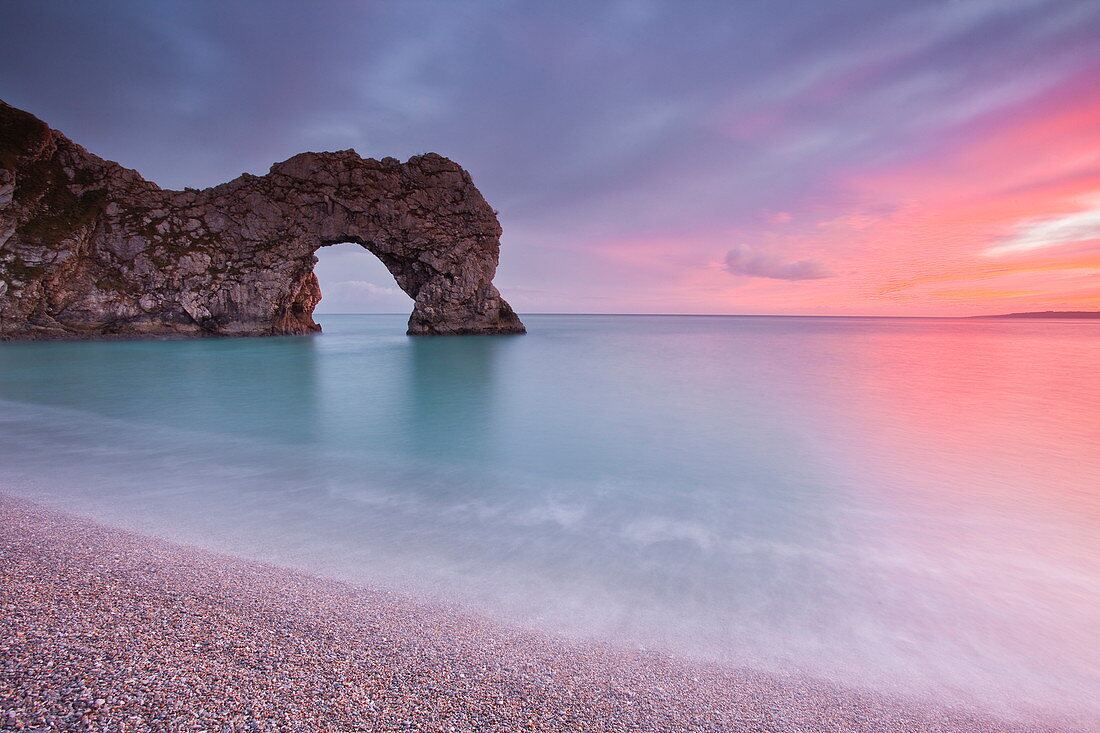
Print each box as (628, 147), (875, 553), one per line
(4, 3), (1100, 729)
(3, 1), (1098, 315)
(591, 67), (1100, 316)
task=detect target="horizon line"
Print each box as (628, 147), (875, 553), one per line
(314, 311), (1099, 319)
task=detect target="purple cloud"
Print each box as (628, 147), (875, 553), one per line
(724, 244), (833, 281)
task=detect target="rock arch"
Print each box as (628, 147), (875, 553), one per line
(0, 100), (525, 339)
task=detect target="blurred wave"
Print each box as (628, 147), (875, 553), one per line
(1, 314), (1097, 722)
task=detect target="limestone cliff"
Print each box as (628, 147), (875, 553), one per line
(0, 101), (525, 338)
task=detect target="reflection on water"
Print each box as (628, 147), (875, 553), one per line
(0, 334), (323, 445)
(404, 336), (505, 466)
(0, 315), (1097, 724)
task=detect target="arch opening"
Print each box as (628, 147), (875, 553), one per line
(312, 241), (415, 317)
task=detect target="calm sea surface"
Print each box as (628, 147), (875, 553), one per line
(1, 315), (1097, 721)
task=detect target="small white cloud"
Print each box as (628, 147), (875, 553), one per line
(338, 280), (403, 297)
(724, 244), (832, 280)
(986, 197), (1100, 256)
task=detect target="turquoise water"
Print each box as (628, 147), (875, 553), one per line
(1, 315), (1098, 721)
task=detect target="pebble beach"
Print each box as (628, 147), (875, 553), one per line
(0, 493), (1076, 732)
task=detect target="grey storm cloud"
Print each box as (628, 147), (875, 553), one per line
(724, 244), (833, 281)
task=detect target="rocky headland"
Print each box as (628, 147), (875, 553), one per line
(0, 100), (524, 338)
(971, 311), (1100, 319)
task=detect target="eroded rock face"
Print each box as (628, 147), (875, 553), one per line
(0, 100), (525, 338)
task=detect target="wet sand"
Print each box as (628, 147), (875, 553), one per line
(0, 494), (1071, 732)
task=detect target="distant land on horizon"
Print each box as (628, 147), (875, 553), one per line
(316, 311), (1100, 319)
(970, 310), (1100, 319)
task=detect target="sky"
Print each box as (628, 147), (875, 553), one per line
(2, 0), (1099, 315)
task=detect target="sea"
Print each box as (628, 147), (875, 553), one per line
(1, 314), (1097, 724)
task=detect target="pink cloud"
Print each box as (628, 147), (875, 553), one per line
(702, 69), (1100, 314)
